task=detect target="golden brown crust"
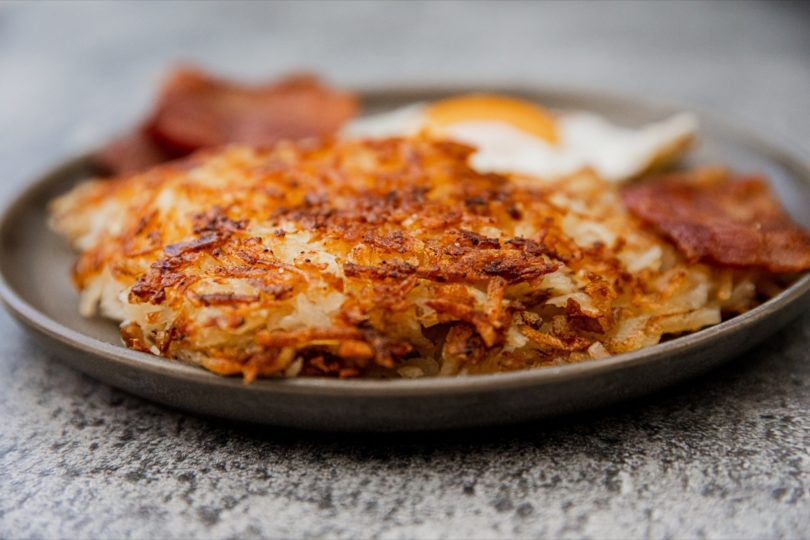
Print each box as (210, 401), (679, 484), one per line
(51, 138), (782, 379)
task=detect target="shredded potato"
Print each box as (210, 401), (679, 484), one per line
(50, 137), (774, 379)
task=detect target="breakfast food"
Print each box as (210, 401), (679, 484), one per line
(95, 67), (357, 176)
(49, 72), (810, 380)
(345, 95), (697, 183)
(622, 172), (810, 272)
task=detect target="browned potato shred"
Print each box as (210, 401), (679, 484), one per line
(50, 137), (782, 379)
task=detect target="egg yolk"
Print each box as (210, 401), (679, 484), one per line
(424, 94), (558, 144)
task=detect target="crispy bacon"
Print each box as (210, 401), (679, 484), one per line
(93, 128), (175, 176)
(94, 66), (357, 176)
(146, 68), (357, 152)
(622, 171), (810, 272)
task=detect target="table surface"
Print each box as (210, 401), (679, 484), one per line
(1, 2), (809, 538)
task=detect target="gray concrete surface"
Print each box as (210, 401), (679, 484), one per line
(1, 1), (809, 538)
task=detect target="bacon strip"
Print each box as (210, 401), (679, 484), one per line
(93, 128), (176, 176)
(94, 66), (357, 176)
(146, 68), (357, 152)
(622, 171), (810, 272)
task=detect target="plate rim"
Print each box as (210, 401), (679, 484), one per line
(2, 84), (810, 399)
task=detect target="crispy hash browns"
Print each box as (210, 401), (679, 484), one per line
(50, 138), (788, 379)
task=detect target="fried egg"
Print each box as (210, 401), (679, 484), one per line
(343, 94), (698, 183)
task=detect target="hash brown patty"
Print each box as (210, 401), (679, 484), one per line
(50, 137), (772, 379)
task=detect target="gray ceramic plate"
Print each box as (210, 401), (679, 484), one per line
(1, 87), (810, 431)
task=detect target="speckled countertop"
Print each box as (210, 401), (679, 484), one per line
(1, 2), (809, 538)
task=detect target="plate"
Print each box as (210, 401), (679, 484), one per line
(2, 86), (810, 431)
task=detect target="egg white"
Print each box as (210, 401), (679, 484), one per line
(342, 104), (698, 183)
